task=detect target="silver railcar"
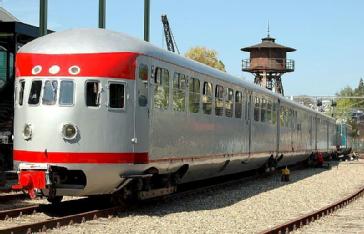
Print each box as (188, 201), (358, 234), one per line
(12, 29), (336, 201)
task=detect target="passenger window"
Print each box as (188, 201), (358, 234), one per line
(109, 83), (125, 109)
(202, 81), (212, 114)
(254, 97), (260, 121)
(28, 80), (42, 105)
(235, 91), (242, 118)
(86, 81), (100, 107)
(215, 85), (224, 116)
(261, 98), (267, 122)
(59, 80), (74, 105)
(272, 102), (277, 124)
(281, 106), (287, 127)
(18, 80), (25, 106)
(154, 67), (169, 110)
(189, 77), (200, 113)
(245, 93), (250, 121)
(267, 101), (272, 123)
(42, 80), (58, 105)
(225, 88), (233, 117)
(173, 72), (186, 112)
(138, 64), (148, 107)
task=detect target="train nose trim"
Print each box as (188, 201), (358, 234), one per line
(12, 170), (47, 199)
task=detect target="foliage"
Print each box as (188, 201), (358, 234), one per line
(335, 78), (364, 135)
(185, 47), (226, 72)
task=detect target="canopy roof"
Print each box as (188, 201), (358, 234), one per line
(0, 7), (18, 22)
(241, 36), (296, 52)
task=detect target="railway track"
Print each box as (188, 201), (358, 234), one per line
(0, 193), (27, 203)
(259, 185), (364, 234)
(0, 168), (263, 233)
(0, 163), (330, 233)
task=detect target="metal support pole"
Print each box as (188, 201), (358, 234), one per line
(144, 0), (150, 42)
(99, 0), (106, 28)
(39, 0), (48, 36)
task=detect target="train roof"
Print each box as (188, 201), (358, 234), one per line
(19, 28), (333, 121)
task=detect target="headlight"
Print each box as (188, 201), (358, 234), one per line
(62, 123), (78, 140)
(23, 124), (32, 140)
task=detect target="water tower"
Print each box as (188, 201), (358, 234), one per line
(241, 32), (296, 95)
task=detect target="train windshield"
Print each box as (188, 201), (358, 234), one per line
(42, 80), (58, 105)
(26, 79), (74, 106)
(28, 80), (42, 105)
(59, 80), (74, 105)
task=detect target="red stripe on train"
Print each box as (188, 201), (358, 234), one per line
(15, 52), (139, 79)
(13, 150), (149, 164)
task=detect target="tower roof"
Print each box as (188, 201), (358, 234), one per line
(241, 36), (296, 52)
(0, 7), (19, 22)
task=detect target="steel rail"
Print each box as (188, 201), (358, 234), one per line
(0, 193), (27, 203)
(0, 171), (262, 233)
(259, 186), (364, 234)
(0, 206), (122, 234)
(0, 163), (317, 233)
(0, 205), (40, 220)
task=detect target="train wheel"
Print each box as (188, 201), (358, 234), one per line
(47, 195), (63, 204)
(110, 183), (137, 207)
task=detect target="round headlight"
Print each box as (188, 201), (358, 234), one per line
(23, 124), (32, 140)
(62, 123), (78, 140)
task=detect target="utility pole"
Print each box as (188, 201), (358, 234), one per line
(39, 0), (48, 36)
(99, 0), (106, 28)
(144, 0), (150, 42)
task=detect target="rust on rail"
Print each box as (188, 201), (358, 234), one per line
(0, 206), (122, 234)
(0, 205), (40, 220)
(259, 186), (364, 234)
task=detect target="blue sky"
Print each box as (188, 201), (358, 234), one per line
(2, 0), (364, 96)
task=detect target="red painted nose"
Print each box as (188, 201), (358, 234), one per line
(19, 174), (33, 189)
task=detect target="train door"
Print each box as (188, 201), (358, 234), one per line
(133, 58), (151, 154)
(245, 91), (252, 159)
(314, 116), (318, 151)
(326, 120), (329, 151)
(309, 115), (313, 150)
(276, 99), (280, 155)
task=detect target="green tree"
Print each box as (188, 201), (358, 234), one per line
(185, 47), (226, 72)
(355, 78), (364, 96)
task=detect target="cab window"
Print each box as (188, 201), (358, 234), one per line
(109, 83), (125, 109)
(18, 80), (25, 106)
(60, 80), (74, 105)
(42, 80), (58, 105)
(28, 80), (42, 105)
(86, 81), (100, 107)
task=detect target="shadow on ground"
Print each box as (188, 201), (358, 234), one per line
(118, 161), (341, 217)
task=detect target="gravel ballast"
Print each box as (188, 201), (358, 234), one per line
(3, 160), (364, 233)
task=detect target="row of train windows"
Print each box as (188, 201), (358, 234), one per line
(143, 64), (303, 127)
(146, 65), (248, 119)
(17, 80), (125, 109)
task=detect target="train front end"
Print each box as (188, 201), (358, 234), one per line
(12, 29), (149, 200)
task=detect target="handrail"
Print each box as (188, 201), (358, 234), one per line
(242, 58), (295, 72)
